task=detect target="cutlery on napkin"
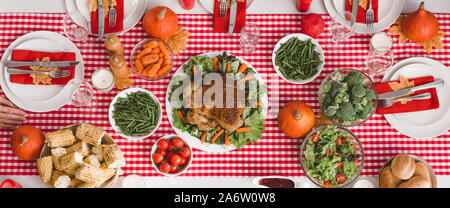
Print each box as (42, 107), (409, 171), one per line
(91, 0), (124, 35)
(213, 0), (246, 34)
(345, 0), (379, 24)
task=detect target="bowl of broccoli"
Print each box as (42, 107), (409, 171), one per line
(318, 69), (378, 126)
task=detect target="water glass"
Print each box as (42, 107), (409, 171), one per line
(63, 12), (89, 45)
(240, 23), (260, 54)
(366, 47), (394, 80)
(329, 11), (356, 50)
(69, 79), (94, 107)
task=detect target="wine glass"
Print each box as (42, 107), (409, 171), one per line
(240, 23), (260, 54)
(328, 11), (356, 50)
(366, 48), (394, 81)
(63, 12), (89, 45)
(67, 79), (94, 107)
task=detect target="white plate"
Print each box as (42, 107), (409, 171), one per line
(65, 0), (147, 36)
(108, 87), (162, 141)
(165, 52), (268, 152)
(199, 0), (254, 13)
(381, 57), (450, 139)
(324, 0), (405, 34)
(272, 33), (324, 85)
(0, 31), (85, 112)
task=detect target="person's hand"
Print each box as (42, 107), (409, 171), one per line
(0, 96), (26, 129)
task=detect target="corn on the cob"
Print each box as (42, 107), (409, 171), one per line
(51, 171), (71, 188)
(66, 141), (89, 157)
(84, 154), (101, 168)
(77, 182), (97, 188)
(51, 147), (66, 171)
(91, 146), (104, 162)
(96, 167), (117, 187)
(102, 144), (126, 169)
(46, 129), (76, 148)
(75, 124), (104, 146)
(60, 151), (83, 174)
(37, 156), (53, 183)
(69, 178), (84, 188)
(75, 164), (102, 183)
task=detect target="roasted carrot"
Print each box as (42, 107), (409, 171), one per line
(224, 133), (230, 146)
(141, 53), (159, 65)
(201, 131), (207, 144)
(150, 47), (160, 54)
(144, 40), (158, 49)
(211, 129), (225, 143)
(163, 57), (172, 65)
(192, 65), (197, 75)
(213, 57), (219, 71)
(157, 64), (171, 77)
(236, 127), (252, 133)
(217, 126), (221, 131)
(137, 47), (152, 59)
(226, 63), (230, 73)
(158, 52), (164, 58)
(158, 41), (171, 57)
(148, 58), (163, 77)
(252, 101), (262, 107)
(237, 63), (248, 73)
(238, 74), (253, 83)
(178, 110), (187, 124)
(135, 59), (144, 73)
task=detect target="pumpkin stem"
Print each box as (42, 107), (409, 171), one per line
(158, 8), (167, 20)
(419, 1), (424, 10)
(19, 136), (28, 147)
(293, 110), (302, 120)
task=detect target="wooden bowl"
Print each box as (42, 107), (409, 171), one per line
(379, 154), (437, 188)
(39, 123), (122, 188)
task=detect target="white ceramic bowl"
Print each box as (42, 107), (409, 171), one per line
(108, 88), (162, 141)
(272, 33), (325, 84)
(151, 134), (193, 177)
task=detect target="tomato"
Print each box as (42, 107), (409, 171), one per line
(179, 157), (187, 165)
(152, 153), (164, 164)
(167, 151), (176, 159)
(336, 174), (346, 184)
(312, 134), (319, 143)
(168, 144), (176, 151)
(336, 138), (342, 146)
(170, 154), (182, 166)
(159, 162), (171, 173)
(326, 149), (331, 157)
(0, 179), (22, 188)
(171, 137), (184, 149)
(334, 152), (341, 157)
(341, 138), (347, 143)
(157, 139), (169, 150)
(322, 181), (330, 187)
(156, 148), (167, 155)
(170, 165), (179, 173)
(179, 146), (191, 158)
(335, 162), (343, 170)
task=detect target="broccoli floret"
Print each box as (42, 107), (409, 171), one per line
(322, 95), (333, 107)
(363, 85), (376, 100)
(354, 102), (363, 112)
(358, 102), (373, 119)
(321, 82), (332, 93)
(335, 91), (350, 103)
(351, 84), (366, 98)
(334, 102), (356, 122)
(332, 72), (345, 82)
(325, 105), (339, 116)
(330, 81), (348, 98)
(361, 97), (368, 106)
(344, 71), (365, 87)
(351, 97), (362, 105)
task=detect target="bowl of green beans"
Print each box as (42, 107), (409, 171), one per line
(272, 33), (324, 84)
(108, 88), (162, 140)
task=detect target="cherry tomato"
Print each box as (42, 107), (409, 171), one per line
(159, 162), (171, 173)
(157, 139), (169, 150)
(322, 181), (331, 187)
(179, 146), (191, 158)
(171, 137), (184, 149)
(168, 143), (176, 151)
(336, 173), (346, 184)
(179, 157), (187, 165)
(326, 149), (331, 157)
(152, 153), (164, 164)
(336, 138), (342, 146)
(167, 151), (176, 159)
(341, 138), (347, 143)
(170, 154), (182, 166)
(0, 179), (22, 188)
(312, 134), (319, 143)
(334, 152), (341, 157)
(170, 165), (179, 173)
(156, 148), (167, 155)
(335, 162), (343, 170)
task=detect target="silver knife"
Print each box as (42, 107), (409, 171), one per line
(351, 0), (359, 27)
(4, 60), (79, 68)
(378, 79), (444, 99)
(228, 0), (237, 36)
(98, 0), (105, 39)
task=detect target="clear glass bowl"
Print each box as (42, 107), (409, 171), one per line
(299, 125), (365, 188)
(318, 68), (378, 127)
(130, 38), (174, 81)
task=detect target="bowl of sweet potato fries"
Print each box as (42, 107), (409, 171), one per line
(131, 38), (174, 81)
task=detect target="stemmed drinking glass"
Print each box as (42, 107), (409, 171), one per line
(65, 79), (94, 107)
(63, 12), (89, 46)
(328, 11), (356, 50)
(365, 47), (394, 81)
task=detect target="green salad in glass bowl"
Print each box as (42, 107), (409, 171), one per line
(300, 125), (364, 188)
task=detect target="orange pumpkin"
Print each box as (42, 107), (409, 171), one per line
(402, 1), (439, 43)
(10, 125), (45, 161)
(143, 6), (178, 41)
(278, 101), (315, 139)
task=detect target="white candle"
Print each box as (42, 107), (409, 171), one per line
(91, 68), (114, 92)
(121, 175), (146, 188)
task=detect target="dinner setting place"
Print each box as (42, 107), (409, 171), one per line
(1, 0), (450, 194)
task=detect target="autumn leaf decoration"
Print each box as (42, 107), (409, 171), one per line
(388, 76), (415, 104)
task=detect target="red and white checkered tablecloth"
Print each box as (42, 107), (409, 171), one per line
(1, 13), (450, 177)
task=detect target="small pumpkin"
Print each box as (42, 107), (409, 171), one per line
(143, 6), (178, 41)
(278, 101), (315, 138)
(10, 125), (45, 161)
(402, 1), (439, 43)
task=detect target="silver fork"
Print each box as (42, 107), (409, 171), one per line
(7, 68), (73, 78)
(378, 92), (431, 108)
(366, 0), (374, 28)
(108, 0), (117, 27)
(219, 0), (228, 17)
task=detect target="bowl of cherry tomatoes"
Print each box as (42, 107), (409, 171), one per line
(151, 134), (192, 176)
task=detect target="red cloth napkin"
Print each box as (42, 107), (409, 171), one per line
(376, 76), (440, 115)
(345, 0), (378, 23)
(91, 0), (124, 34)
(9, 50), (76, 85)
(213, 0), (246, 33)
